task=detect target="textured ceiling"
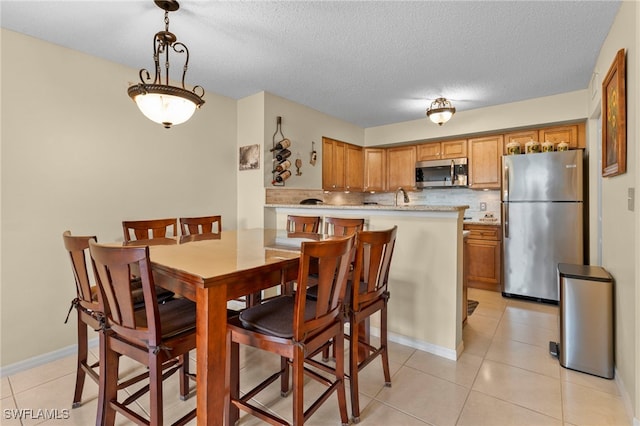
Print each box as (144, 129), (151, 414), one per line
(1, 1), (621, 128)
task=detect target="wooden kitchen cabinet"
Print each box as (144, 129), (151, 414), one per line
(464, 224), (502, 292)
(417, 139), (467, 161)
(386, 145), (416, 190)
(322, 137), (363, 191)
(364, 148), (386, 192)
(468, 135), (503, 189)
(503, 130), (538, 154)
(345, 143), (364, 191)
(539, 123), (585, 149)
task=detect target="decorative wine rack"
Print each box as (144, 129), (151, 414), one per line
(271, 116), (292, 186)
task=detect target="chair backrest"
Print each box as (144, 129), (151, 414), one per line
(122, 218), (177, 243)
(180, 215), (222, 236)
(89, 241), (162, 348)
(293, 235), (354, 341)
(286, 215), (321, 233)
(351, 226), (398, 308)
(62, 231), (99, 312)
(324, 217), (365, 236)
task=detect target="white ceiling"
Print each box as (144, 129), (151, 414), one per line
(1, 0), (621, 128)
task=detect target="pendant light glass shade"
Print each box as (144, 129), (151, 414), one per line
(128, 0), (204, 129)
(426, 97), (456, 126)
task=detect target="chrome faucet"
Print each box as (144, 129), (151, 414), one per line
(394, 187), (410, 206)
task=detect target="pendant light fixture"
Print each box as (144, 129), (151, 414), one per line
(127, 0), (205, 129)
(426, 97), (456, 126)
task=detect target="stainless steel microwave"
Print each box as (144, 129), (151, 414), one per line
(415, 158), (468, 188)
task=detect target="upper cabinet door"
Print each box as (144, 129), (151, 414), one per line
(503, 130), (538, 154)
(345, 144), (363, 191)
(364, 148), (386, 192)
(538, 124), (583, 149)
(416, 139), (467, 161)
(386, 145), (416, 190)
(468, 135), (503, 189)
(322, 138), (345, 190)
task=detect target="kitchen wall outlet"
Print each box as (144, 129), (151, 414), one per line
(628, 187), (635, 212)
(480, 202), (487, 211)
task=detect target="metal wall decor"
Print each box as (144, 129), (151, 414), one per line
(270, 116), (292, 186)
(127, 0), (205, 128)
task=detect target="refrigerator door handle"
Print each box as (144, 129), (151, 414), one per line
(503, 164), (509, 202)
(503, 203), (509, 238)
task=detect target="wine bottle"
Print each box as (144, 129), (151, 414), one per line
(275, 149), (292, 162)
(269, 138), (291, 152)
(272, 159), (291, 173)
(272, 170), (292, 184)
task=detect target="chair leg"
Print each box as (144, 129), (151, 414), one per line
(148, 355), (163, 426)
(280, 356), (291, 396)
(73, 314), (88, 408)
(292, 346), (305, 425)
(179, 353), (189, 400)
(380, 307), (391, 386)
(349, 318), (362, 423)
(100, 335), (118, 426)
(226, 335), (240, 426)
(334, 328), (349, 426)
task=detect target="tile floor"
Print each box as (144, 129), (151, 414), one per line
(0, 289), (631, 425)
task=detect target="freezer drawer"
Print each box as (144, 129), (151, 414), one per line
(557, 263), (614, 379)
(502, 201), (583, 302)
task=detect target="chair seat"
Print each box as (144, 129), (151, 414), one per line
(239, 295), (317, 338)
(130, 277), (174, 310)
(133, 298), (196, 340)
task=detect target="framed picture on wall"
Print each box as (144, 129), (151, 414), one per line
(602, 48), (626, 178)
(239, 144), (260, 170)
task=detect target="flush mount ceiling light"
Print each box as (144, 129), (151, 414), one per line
(426, 97), (456, 126)
(127, 0), (205, 129)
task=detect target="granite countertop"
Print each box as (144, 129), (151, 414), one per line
(265, 203), (469, 212)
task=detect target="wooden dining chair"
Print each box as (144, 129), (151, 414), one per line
(323, 216), (365, 236)
(179, 215), (222, 236)
(226, 235), (355, 426)
(286, 215), (321, 233)
(89, 241), (197, 426)
(62, 231), (101, 408)
(122, 218), (178, 243)
(308, 226), (398, 423)
(63, 231), (165, 422)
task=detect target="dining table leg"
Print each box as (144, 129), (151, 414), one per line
(196, 285), (228, 426)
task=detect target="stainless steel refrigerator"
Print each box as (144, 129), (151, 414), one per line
(502, 149), (584, 303)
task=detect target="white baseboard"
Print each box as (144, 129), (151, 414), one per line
(0, 337), (98, 378)
(362, 324), (459, 361)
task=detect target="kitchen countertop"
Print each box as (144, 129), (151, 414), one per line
(265, 203), (468, 212)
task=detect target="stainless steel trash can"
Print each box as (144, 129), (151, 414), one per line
(551, 263), (614, 379)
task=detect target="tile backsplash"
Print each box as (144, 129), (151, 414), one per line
(266, 187), (500, 221)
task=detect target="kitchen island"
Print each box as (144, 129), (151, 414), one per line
(265, 203), (468, 360)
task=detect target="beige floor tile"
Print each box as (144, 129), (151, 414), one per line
(470, 299), (506, 320)
(462, 327), (493, 358)
(472, 360), (562, 420)
(468, 289), (507, 306)
(562, 381), (631, 425)
(375, 366), (469, 426)
(405, 350), (482, 388)
(1, 377), (13, 400)
(560, 367), (620, 396)
(485, 338), (560, 379)
(494, 318), (560, 349)
(356, 400), (430, 424)
(0, 396), (22, 426)
(457, 390), (563, 426)
(507, 298), (559, 315)
(8, 354), (79, 394)
(464, 313), (501, 337)
(502, 305), (558, 331)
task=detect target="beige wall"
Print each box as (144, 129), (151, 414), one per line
(1, 29), (238, 366)
(586, 1), (638, 421)
(364, 90), (588, 146)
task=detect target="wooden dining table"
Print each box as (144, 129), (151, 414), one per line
(138, 228), (322, 425)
